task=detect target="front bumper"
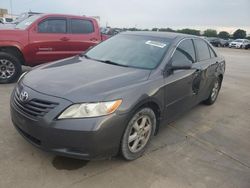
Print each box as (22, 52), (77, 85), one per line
(10, 85), (129, 160)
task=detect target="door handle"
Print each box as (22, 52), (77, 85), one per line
(90, 38), (98, 42)
(60, 37), (70, 41)
(194, 69), (202, 74)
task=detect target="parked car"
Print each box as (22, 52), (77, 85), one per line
(229, 39), (250, 48)
(11, 32), (225, 161)
(244, 43), (250, 49)
(0, 17), (14, 24)
(101, 27), (122, 36)
(0, 13), (107, 83)
(206, 37), (227, 47)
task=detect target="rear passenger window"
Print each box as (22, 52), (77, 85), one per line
(38, 19), (67, 33)
(194, 39), (210, 61)
(71, 19), (94, 34)
(172, 39), (196, 63)
(208, 46), (216, 58)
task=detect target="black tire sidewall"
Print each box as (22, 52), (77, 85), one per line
(0, 52), (21, 84)
(204, 77), (221, 105)
(121, 108), (156, 160)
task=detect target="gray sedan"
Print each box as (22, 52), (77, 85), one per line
(10, 32), (225, 160)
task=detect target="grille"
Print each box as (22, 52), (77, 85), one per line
(13, 88), (58, 119)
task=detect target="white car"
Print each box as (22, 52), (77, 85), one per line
(0, 17), (13, 24)
(229, 39), (250, 49)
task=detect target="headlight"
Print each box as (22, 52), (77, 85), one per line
(58, 99), (122, 119)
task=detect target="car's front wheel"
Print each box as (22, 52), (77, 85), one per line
(203, 77), (221, 105)
(0, 52), (21, 84)
(121, 108), (156, 160)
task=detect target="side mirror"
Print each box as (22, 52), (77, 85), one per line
(171, 59), (192, 70)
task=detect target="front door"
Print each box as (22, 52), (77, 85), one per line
(164, 39), (202, 122)
(28, 17), (73, 65)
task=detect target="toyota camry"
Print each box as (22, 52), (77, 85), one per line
(10, 32), (225, 160)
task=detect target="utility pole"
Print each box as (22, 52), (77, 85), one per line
(10, 0), (13, 18)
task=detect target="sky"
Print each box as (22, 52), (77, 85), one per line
(0, 0), (250, 34)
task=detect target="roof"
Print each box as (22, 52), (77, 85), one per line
(39, 13), (94, 20)
(122, 31), (200, 40)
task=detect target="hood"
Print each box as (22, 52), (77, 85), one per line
(0, 29), (27, 42)
(22, 56), (151, 102)
(0, 24), (15, 29)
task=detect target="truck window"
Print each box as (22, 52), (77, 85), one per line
(70, 19), (94, 34)
(38, 19), (67, 33)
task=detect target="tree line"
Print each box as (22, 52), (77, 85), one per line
(123, 27), (249, 40)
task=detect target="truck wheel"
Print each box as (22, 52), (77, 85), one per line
(0, 52), (22, 84)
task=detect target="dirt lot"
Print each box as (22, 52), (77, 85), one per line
(0, 48), (249, 188)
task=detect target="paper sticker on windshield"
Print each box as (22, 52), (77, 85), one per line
(145, 41), (166, 48)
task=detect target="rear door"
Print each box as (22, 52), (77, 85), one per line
(28, 17), (73, 65)
(193, 39), (218, 102)
(68, 18), (101, 54)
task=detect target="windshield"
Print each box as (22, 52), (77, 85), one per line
(15, 14), (42, 29)
(234, 39), (243, 42)
(5, 18), (13, 22)
(12, 13), (28, 24)
(85, 34), (171, 69)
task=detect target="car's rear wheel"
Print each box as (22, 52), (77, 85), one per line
(203, 77), (221, 105)
(121, 108), (156, 160)
(0, 52), (21, 84)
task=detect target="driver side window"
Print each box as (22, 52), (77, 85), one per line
(172, 39), (196, 63)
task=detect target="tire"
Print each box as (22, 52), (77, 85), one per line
(121, 108), (156, 160)
(0, 52), (22, 84)
(203, 77), (221, 105)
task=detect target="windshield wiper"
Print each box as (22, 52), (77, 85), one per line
(80, 54), (91, 59)
(99, 60), (129, 67)
(80, 55), (129, 67)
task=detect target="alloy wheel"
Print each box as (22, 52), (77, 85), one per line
(211, 80), (220, 101)
(128, 115), (152, 153)
(0, 59), (15, 80)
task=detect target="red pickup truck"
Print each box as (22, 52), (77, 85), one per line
(0, 14), (108, 83)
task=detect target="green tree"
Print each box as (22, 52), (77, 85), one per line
(218, 31), (230, 39)
(177, 28), (200, 36)
(152, 28), (158, 31)
(203, 29), (217, 37)
(159, 28), (175, 32)
(233, 29), (246, 39)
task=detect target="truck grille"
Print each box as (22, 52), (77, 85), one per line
(13, 89), (58, 119)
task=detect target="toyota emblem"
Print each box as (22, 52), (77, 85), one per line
(19, 90), (29, 102)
